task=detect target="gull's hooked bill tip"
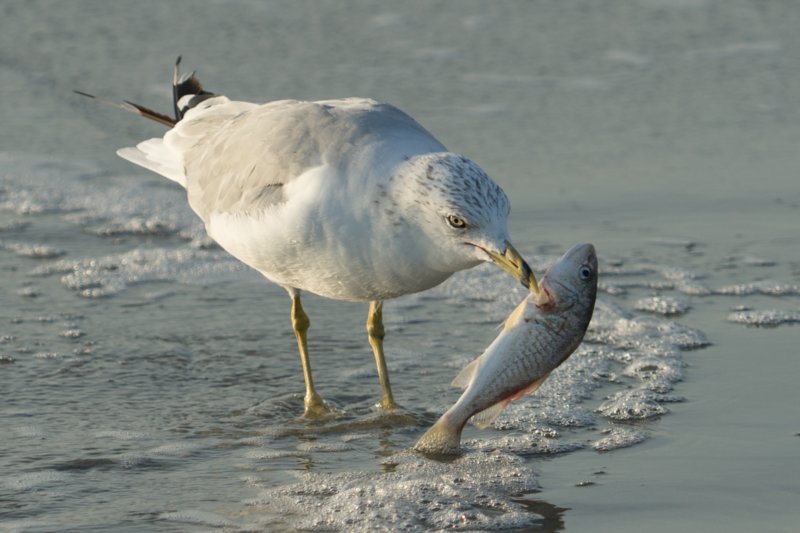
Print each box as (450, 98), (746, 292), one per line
(481, 241), (539, 295)
(504, 241), (539, 296)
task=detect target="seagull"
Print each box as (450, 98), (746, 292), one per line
(77, 58), (537, 417)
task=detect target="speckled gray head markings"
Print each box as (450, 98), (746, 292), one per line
(416, 153), (509, 224)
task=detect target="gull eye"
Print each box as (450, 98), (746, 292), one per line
(446, 214), (467, 229)
(579, 265), (593, 280)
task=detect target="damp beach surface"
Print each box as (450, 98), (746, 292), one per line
(2, 2), (799, 532)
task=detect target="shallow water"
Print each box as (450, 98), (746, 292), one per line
(2, 1), (799, 532)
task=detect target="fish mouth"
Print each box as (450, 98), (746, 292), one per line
(472, 241), (538, 294)
(535, 284), (556, 310)
(536, 277), (578, 311)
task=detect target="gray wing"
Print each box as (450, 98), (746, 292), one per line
(176, 98), (444, 221)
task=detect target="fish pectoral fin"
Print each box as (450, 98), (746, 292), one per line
(450, 357), (480, 389)
(502, 298), (528, 330)
(470, 400), (510, 430)
(469, 373), (552, 430)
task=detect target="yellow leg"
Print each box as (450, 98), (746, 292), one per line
(367, 301), (398, 411)
(291, 294), (329, 418)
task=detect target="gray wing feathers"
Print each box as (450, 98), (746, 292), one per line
(179, 98), (441, 220)
(119, 96), (442, 221)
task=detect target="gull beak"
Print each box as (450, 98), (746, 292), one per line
(483, 241), (539, 295)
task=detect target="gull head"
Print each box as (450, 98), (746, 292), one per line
(390, 153), (534, 291)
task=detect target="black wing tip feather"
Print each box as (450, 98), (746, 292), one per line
(74, 56), (214, 128)
(73, 89), (177, 128)
(172, 56), (216, 121)
(122, 100), (177, 127)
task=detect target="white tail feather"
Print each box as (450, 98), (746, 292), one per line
(117, 138), (186, 187)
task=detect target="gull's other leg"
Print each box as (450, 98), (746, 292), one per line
(291, 292), (329, 417)
(367, 300), (398, 411)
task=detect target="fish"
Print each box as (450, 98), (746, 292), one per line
(415, 243), (598, 455)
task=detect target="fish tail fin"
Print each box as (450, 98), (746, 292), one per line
(415, 415), (464, 455)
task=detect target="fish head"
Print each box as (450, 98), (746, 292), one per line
(535, 243), (598, 312)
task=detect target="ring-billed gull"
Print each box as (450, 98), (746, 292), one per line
(78, 58), (536, 417)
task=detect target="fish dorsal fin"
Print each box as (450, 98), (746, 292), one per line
(450, 357), (480, 389)
(470, 400), (510, 430)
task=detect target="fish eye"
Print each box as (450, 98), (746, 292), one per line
(446, 214), (468, 229)
(579, 265), (593, 280)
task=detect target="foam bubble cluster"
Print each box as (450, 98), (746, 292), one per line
(32, 248), (244, 297)
(586, 302), (709, 357)
(598, 389), (670, 420)
(1, 241), (65, 259)
(247, 450), (544, 531)
(716, 281), (800, 297)
(591, 426), (649, 451)
(83, 216), (178, 237)
(727, 309), (800, 327)
(656, 266), (713, 295)
(635, 295), (691, 316)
